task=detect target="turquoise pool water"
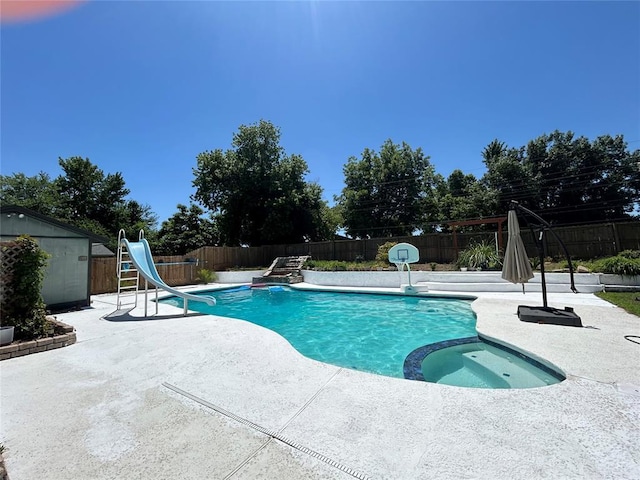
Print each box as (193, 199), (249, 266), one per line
(420, 342), (564, 388)
(160, 286), (476, 378)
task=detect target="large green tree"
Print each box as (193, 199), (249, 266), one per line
(192, 120), (333, 246)
(337, 139), (436, 238)
(0, 157), (157, 246)
(0, 172), (60, 217)
(428, 170), (499, 231)
(482, 131), (640, 223)
(155, 203), (219, 255)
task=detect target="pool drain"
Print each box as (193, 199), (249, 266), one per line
(163, 382), (370, 480)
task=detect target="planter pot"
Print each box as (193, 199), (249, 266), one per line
(0, 326), (15, 346)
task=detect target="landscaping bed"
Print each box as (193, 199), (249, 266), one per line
(0, 317), (76, 361)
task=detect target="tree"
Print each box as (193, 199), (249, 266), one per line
(337, 139), (436, 238)
(482, 131), (640, 223)
(54, 157), (157, 239)
(428, 170), (499, 231)
(192, 120), (333, 246)
(481, 139), (507, 164)
(0, 158), (157, 248)
(0, 172), (60, 216)
(155, 204), (219, 255)
(335, 147), (377, 238)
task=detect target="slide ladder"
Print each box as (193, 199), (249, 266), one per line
(116, 229), (139, 310)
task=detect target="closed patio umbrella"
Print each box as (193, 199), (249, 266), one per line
(502, 209), (534, 288)
(504, 201), (582, 326)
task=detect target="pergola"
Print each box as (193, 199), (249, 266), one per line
(447, 216), (508, 257)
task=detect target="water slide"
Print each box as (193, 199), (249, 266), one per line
(121, 237), (215, 314)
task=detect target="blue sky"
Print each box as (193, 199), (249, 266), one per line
(2, 1), (639, 226)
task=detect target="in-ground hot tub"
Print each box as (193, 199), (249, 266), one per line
(404, 337), (565, 389)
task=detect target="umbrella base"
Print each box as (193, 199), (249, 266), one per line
(517, 305), (582, 327)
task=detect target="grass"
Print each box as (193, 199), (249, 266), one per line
(595, 292), (640, 317)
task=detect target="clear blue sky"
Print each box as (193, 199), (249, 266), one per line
(2, 1), (639, 226)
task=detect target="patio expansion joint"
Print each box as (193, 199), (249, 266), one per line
(162, 368), (370, 480)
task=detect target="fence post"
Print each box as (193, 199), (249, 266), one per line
(610, 223), (621, 254)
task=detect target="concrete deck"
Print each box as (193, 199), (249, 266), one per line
(1, 285), (639, 479)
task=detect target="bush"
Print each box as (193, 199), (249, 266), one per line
(1, 235), (50, 340)
(456, 241), (502, 270)
(375, 242), (397, 264)
(196, 268), (217, 284)
(529, 256), (541, 270)
(302, 259), (375, 271)
(619, 250), (640, 260)
(593, 256), (640, 276)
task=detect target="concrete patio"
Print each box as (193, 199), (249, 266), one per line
(1, 285), (639, 479)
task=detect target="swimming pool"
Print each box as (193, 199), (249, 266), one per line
(160, 286), (477, 378)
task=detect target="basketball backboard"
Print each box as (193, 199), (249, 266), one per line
(388, 242), (419, 264)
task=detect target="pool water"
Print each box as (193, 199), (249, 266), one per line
(421, 342), (564, 388)
(160, 286), (476, 378)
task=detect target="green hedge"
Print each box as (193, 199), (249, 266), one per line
(594, 255), (640, 276)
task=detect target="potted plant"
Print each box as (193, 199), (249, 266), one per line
(0, 325), (15, 346)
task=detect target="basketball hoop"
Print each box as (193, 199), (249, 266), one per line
(388, 243), (420, 289)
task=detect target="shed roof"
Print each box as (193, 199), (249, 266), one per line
(92, 243), (115, 257)
(0, 205), (110, 243)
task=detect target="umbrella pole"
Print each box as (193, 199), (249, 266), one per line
(538, 229), (548, 308)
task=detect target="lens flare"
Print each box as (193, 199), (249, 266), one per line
(1, 0), (84, 23)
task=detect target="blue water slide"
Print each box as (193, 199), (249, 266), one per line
(121, 238), (215, 310)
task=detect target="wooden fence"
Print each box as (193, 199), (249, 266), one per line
(90, 221), (640, 294)
(91, 255), (199, 294)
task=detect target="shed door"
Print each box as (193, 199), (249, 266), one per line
(40, 238), (89, 307)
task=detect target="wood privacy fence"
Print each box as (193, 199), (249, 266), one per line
(90, 221), (639, 294)
(91, 255), (200, 294)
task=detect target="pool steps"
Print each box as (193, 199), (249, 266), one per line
(424, 345), (559, 389)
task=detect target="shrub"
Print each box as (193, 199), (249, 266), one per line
(196, 268), (217, 284)
(303, 260), (372, 271)
(375, 242), (397, 264)
(529, 256), (541, 270)
(619, 250), (640, 260)
(456, 241), (502, 270)
(333, 261), (347, 271)
(593, 256), (640, 276)
(1, 235), (50, 340)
